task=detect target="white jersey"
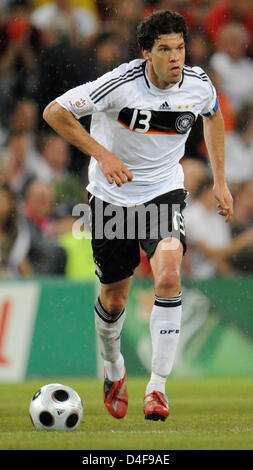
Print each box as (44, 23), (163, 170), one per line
(56, 59), (218, 206)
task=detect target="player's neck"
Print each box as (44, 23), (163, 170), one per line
(146, 62), (178, 90)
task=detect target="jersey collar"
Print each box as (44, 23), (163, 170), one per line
(142, 61), (184, 94)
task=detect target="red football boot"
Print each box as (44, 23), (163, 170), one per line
(103, 369), (128, 419)
(144, 391), (170, 421)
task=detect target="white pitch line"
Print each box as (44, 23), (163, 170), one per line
(1, 427), (253, 435)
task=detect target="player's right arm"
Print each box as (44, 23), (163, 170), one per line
(43, 100), (133, 186)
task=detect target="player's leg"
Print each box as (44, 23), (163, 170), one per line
(95, 277), (132, 419)
(89, 194), (140, 418)
(95, 277), (132, 380)
(144, 239), (183, 420)
(140, 189), (187, 420)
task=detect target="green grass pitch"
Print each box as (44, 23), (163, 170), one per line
(0, 377), (252, 450)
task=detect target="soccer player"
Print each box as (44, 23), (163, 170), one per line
(43, 10), (233, 421)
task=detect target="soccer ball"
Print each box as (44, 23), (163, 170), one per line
(29, 383), (83, 431)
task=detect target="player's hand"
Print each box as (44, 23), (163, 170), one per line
(213, 181), (234, 223)
(99, 153), (133, 187)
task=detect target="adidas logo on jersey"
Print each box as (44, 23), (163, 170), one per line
(159, 101), (171, 110)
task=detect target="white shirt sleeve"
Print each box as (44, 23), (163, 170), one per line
(55, 83), (97, 119)
(192, 66), (219, 117)
(55, 65), (126, 119)
(200, 84), (219, 117)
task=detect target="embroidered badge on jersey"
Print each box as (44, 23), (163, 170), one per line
(118, 107), (196, 134)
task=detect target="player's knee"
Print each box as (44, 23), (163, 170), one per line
(101, 294), (127, 316)
(155, 268), (181, 296)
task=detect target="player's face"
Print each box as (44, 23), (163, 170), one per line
(143, 33), (185, 89)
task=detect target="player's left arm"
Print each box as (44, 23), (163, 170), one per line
(203, 108), (234, 223)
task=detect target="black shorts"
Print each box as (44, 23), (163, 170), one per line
(89, 189), (187, 284)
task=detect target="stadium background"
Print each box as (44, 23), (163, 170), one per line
(0, 0), (253, 451)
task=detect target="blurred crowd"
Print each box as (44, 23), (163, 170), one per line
(0, 0), (253, 280)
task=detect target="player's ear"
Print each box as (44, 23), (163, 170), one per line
(142, 49), (152, 61)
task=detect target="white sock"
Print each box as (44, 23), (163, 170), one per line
(146, 293), (182, 394)
(104, 354), (125, 382)
(146, 372), (166, 395)
(94, 298), (125, 381)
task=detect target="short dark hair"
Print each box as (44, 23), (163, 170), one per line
(137, 10), (188, 51)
